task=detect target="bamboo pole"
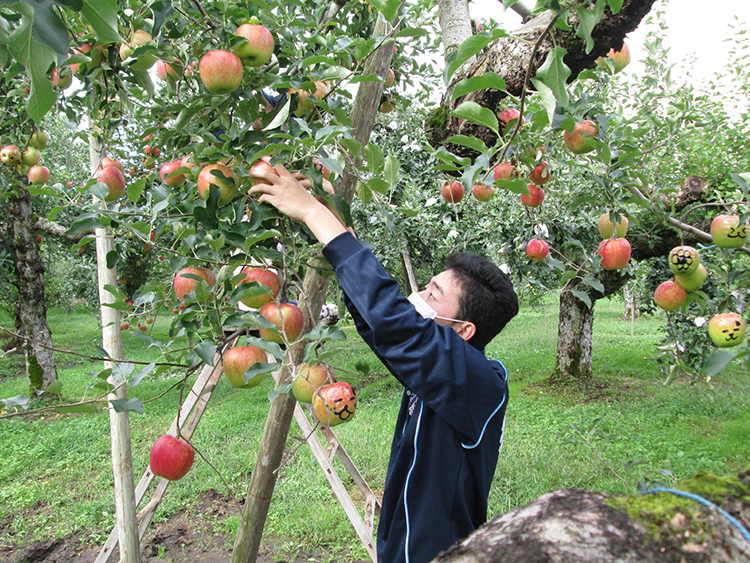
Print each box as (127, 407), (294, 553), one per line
(90, 134), (141, 563)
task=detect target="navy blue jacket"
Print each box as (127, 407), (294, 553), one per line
(323, 233), (509, 563)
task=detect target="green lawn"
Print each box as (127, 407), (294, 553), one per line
(1, 299), (749, 559)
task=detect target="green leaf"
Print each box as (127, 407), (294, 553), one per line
(533, 47), (570, 105)
(607, 0), (624, 14)
(444, 30), (508, 85)
(245, 337), (285, 361)
(575, 6), (597, 54)
(445, 134), (489, 155)
(364, 142), (385, 173)
(110, 397), (144, 414)
(493, 177), (529, 195)
(701, 350), (736, 377)
(304, 326), (347, 343)
(451, 102), (498, 135)
(452, 73), (507, 99)
(195, 340), (216, 366)
(242, 361), (278, 385)
(570, 290), (592, 308)
(368, 177), (390, 195)
(395, 27), (429, 38)
(127, 178), (147, 202)
(384, 155), (400, 188)
(42, 380), (64, 395)
(529, 78), (557, 125)
(65, 214), (103, 237)
(130, 362), (155, 388)
(81, 0), (125, 44)
(581, 276), (605, 293)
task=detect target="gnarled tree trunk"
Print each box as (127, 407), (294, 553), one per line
(433, 471), (750, 563)
(6, 187), (58, 392)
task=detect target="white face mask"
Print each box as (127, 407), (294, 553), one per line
(407, 292), (465, 324)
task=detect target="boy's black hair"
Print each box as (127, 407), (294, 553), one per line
(444, 253), (518, 350)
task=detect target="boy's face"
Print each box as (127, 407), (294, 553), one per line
(417, 270), (475, 343)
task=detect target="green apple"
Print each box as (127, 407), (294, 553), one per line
(708, 313), (746, 348)
(674, 264), (707, 293)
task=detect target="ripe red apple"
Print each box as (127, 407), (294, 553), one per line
(156, 58), (180, 80)
(69, 44), (104, 74)
(564, 120), (598, 154)
(1, 145), (22, 165)
(180, 154), (200, 176)
(526, 239), (550, 261)
(197, 163), (238, 205)
(234, 24), (275, 67)
(101, 157), (124, 173)
(597, 238), (631, 270)
(668, 245), (700, 277)
(258, 302), (305, 344)
(313, 157), (332, 179)
(674, 263), (707, 293)
(596, 42), (631, 73)
(149, 435), (195, 481)
(521, 184), (545, 207)
(28, 165), (50, 185)
(120, 322), (130, 331)
(708, 312), (746, 348)
(138, 324), (147, 331)
(146, 317), (153, 324)
(441, 181), (464, 203)
(498, 108), (521, 130)
(653, 280), (687, 312)
(384, 68), (396, 88)
(293, 81), (329, 117)
(199, 50), (243, 95)
(35, 235), (41, 244)
(98, 166), (127, 202)
(174, 266), (217, 301)
(598, 212), (629, 238)
(172, 307), (179, 314)
(223, 346), (268, 388)
(292, 363), (335, 403)
(528, 161), (551, 185)
(711, 214), (748, 249)
(312, 381), (357, 427)
(160, 160), (187, 188)
(29, 131), (49, 149)
(237, 267), (281, 308)
(492, 162), (515, 181)
(472, 184), (493, 202)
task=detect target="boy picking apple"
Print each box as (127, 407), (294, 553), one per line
(249, 164), (518, 563)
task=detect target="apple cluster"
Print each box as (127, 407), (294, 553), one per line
(291, 364), (357, 427)
(596, 212), (631, 270)
(1, 131), (52, 187)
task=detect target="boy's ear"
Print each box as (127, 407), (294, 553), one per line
(455, 321), (476, 342)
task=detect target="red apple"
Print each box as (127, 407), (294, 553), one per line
(564, 120), (598, 154)
(223, 346), (268, 388)
(597, 238), (631, 270)
(708, 312), (746, 348)
(598, 212), (629, 238)
(312, 381), (357, 427)
(248, 158), (278, 186)
(379, 97), (395, 113)
(492, 162), (515, 181)
(521, 184), (545, 207)
(528, 161), (551, 185)
(237, 267), (281, 308)
(711, 214), (748, 249)
(51, 67), (72, 89)
(156, 58), (180, 80)
(174, 266), (217, 301)
(138, 324), (147, 331)
(258, 302), (305, 344)
(674, 263), (707, 293)
(313, 157), (332, 179)
(596, 42), (631, 73)
(234, 24), (275, 67)
(98, 166), (127, 202)
(199, 50), (243, 95)
(293, 81), (329, 117)
(146, 317), (153, 324)
(0, 145), (22, 166)
(149, 435), (195, 481)
(526, 239), (550, 261)
(69, 44), (104, 74)
(160, 160), (187, 188)
(101, 157), (124, 173)
(653, 280), (687, 312)
(498, 108), (521, 130)
(292, 363), (335, 403)
(472, 184), (493, 202)
(120, 322), (130, 331)
(384, 68), (395, 88)
(28, 165), (50, 185)
(441, 181), (464, 203)
(668, 246), (700, 277)
(197, 163), (238, 205)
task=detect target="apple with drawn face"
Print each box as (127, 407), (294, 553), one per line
(710, 215), (748, 249)
(1, 145), (22, 166)
(312, 381), (357, 427)
(668, 246), (700, 277)
(149, 435), (195, 481)
(708, 313), (746, 348)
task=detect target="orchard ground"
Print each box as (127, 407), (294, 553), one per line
(1, 298), (749, 562)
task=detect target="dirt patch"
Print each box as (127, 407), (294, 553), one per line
(0, 490), (369, 563)
(523, 375), (651, 404)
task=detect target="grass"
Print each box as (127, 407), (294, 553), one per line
(1, 299), (749, 560)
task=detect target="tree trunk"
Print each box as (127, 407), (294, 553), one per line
(7, 187), (58, 393)
(432, 471), (750, 563)
(553, 283), (595, 381)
